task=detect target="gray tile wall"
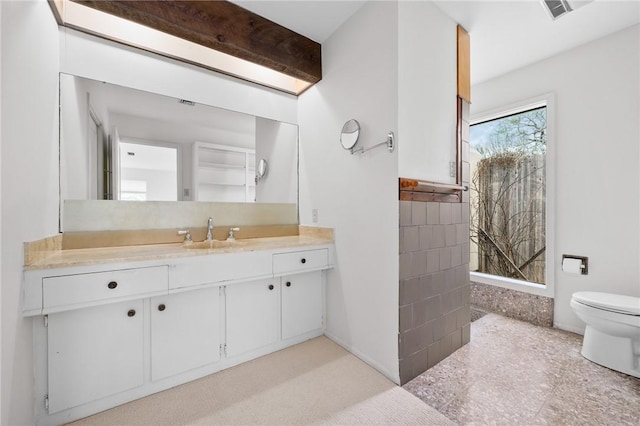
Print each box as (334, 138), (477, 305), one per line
(398, 99), (471, 385)
(398, 200), (470, 384)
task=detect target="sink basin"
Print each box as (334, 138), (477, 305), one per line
(182, 240), (247, 250)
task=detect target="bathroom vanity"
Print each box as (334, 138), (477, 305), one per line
(22, 234), (334, 425)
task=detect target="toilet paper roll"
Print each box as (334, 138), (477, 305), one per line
(562, 257), (583, 274)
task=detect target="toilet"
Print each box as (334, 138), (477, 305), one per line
(570, 292), (640, 378)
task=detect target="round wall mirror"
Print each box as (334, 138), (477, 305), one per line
(257, 158), (268, 180)
(340, 119), (360, 151)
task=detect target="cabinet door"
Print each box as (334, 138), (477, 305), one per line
(281, 272), (323, 340)
(48, 300), (144, 413)
(226, 279), (280, 358)
(150, 287), (220, 381)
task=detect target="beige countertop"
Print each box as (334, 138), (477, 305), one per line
(24, 227), (334, 271)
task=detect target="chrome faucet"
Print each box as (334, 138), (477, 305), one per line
(206, 217), (214, 242)
(177, 229), (192, 242)
(227, 227), (240, 241)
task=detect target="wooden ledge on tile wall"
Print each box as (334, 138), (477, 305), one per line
(399, 178), (465, 203)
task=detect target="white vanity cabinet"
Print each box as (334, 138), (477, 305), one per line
(225, 249), (328, 358)
(225, 271), (324, 358)
(150, 287), (221, 381)
(43, 266), (168, 414)
(42, 266), (168, 313)
(47, 299), (145, 413)
(24, 243), (333, 425)
(273, 248), (329, 275)
(225, 279), (281, 358)
(281, 271), (324, 340)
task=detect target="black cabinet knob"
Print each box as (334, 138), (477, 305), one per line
(301, 258), (307, 264)
(107, 281), (118, 289)
(158, 304), (166, 312)
(286, 281), (291, 287)
(127, 309), (136, 317)
(268, 284), (274, 290)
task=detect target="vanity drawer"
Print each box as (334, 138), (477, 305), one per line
(273, 249), (328, 275)
(43, 266), (168, 312)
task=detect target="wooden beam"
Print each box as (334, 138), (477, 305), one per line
(72, 0), (322, 84)
(457, 25), (471, 103)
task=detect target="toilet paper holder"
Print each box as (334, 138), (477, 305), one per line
(562, 255), (588, 275)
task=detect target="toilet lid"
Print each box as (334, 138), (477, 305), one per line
(572, 292), (640, 316)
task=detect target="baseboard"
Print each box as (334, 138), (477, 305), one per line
(324, 331), (400, 385)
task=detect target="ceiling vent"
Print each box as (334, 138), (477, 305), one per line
(541, 0), (573, 20)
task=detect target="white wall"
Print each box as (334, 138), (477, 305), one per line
(471, 25), (640, 333)
(112, 114), (255, 149)
(60, 73), (94, 200)
(1, 1), (60, 424)
(60, 73), (113, 201)
(398, 1), (458, 182)
(255, 118), (298, 204)
(120, 168), (177, 201)
(298, 1), (400, 383)
(60, 29), (298, 125)
(0, 3), (3, 422)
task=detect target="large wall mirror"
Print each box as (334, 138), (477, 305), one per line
(59, 73), (299, 207)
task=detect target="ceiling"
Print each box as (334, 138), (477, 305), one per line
(231, 0), (639, 85)
(231, 1), (366, 43)
(433, 0), (640, 84)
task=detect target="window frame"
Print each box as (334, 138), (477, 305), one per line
(469, 93), (555, 298)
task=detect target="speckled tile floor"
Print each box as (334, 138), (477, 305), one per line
(403, 313), (640, 426)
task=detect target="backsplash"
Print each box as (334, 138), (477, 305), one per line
(63, 200), (298, 232)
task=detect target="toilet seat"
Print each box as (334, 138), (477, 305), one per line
(572, 292), (640, 316)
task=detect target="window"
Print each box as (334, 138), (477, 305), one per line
(469, 105), (547, 285)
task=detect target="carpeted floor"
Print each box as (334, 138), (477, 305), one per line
(71, 336), (453, 425)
